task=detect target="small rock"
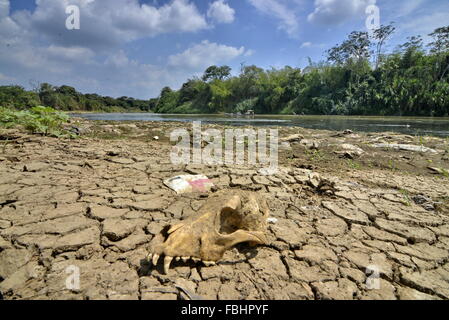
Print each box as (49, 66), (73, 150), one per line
(281, 134), (303, 143)
(23, 162), (49, 172)
(428, 167), (448, 175)
(372, 143), (437, 154)
(308, 172), (321, 188)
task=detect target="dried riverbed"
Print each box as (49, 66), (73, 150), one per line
(0, 119), (448, 300)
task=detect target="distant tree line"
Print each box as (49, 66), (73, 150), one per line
(1, 25), (449, 116)
(0, 83), (156, 112)
(153, 25), (449, 116)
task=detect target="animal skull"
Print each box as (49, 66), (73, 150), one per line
(147, 190), (270, 274)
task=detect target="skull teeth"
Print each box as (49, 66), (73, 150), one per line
(152, 254), (160, 266)
(148, 253), (217, 272)
(203, 261), (216, 267)
(164, 256), (173, 274)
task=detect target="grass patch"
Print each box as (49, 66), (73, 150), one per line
(306, 149), (326, 162)
(399, 189), (412, 206)
(346, 159), (362, 170)
(0, 106), (75, 138)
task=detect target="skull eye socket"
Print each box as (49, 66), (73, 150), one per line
(219, 207), (242, 235)
(160, 225), (171, 241)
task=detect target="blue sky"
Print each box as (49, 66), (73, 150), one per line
(1, 0), (448, 99)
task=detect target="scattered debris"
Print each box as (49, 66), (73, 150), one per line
(412, 194), (436, 211)
(372, 143), (438, 154)
(335, 144), (365, 159)
(281, 134), (303, 143)
(164, 175), (215, 194)
(267, 217), (278, 224)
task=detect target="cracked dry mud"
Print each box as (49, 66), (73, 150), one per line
(1, 122), (449, 300)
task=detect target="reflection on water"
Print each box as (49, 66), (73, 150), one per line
(71, 113), (449, 137)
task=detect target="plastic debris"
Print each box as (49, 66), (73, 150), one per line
(164, 175), (214, 194)
(267, 217), (278, 224)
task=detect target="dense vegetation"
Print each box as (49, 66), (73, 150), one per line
(1, 25), (448, 116)
(0, 106), (74, 137)
(0, 83), (155, 112)
(154, 25), (449, 116)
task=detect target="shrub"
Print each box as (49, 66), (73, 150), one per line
(0, 106), (73, 137)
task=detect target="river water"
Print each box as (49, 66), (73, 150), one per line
(71, 113), (449, 137)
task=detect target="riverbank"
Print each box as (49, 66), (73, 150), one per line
(0, 119), (448, 300)
(71, 113), (449, 138)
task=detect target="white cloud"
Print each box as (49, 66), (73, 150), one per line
(301, 41), (312, 48)
(11, 0), (208, 51)
(308, 0), (376, 25)
(399, 10), (449, 42)
(248, 0), (299, 37)
(398, 0), (425, 16)
(45, 45), (95, 62)
(207, 0), (235, 24)
(168, 40), (247, 69)
(0, 0), (218, 98)
(0, 0), (9, 19)
(244, 49), (255, 57)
